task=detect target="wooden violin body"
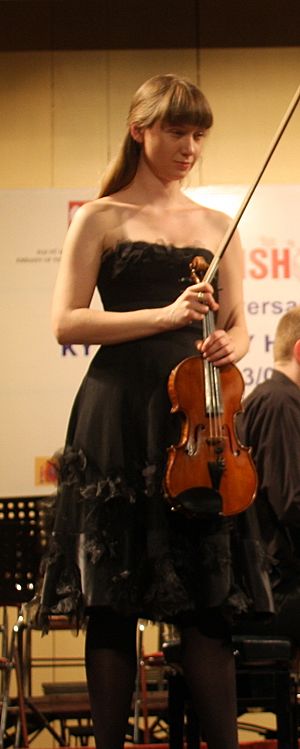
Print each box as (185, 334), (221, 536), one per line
(164, 355), (257, 517)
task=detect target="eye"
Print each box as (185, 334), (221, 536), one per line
(194, 131), (205, 141)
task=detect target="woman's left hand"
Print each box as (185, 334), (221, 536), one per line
(196, 329), (235, 367)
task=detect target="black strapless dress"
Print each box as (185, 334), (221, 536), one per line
(39, 242), (274, 627)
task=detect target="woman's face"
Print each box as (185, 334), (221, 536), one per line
(137, 119), (206, 183)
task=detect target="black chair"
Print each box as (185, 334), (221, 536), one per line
(234, 634), (298, 748)
(163, 634), (298, 749)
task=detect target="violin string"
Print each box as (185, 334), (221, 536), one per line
(206, 311), (223, 440)
(203, 312), (216, 441)
(202, 313), (212, 442)
(190, 261), (223, 445)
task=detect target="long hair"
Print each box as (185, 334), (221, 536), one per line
(99, 73), (213, 198)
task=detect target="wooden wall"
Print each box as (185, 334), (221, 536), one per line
(1, 47), (299, 190)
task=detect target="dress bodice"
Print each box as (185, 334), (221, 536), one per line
(97, 241), (215, 312)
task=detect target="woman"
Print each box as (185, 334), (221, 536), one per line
(40, 74), (270, 749)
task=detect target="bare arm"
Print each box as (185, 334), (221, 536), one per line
(52, 202), (219, 346)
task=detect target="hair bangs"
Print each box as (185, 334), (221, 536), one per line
(159, 82), (213, 130)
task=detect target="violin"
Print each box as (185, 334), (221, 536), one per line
(164, 257), (257, 517)
(164, 84), (300, 518)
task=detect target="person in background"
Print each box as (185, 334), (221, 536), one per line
(39, 73), (273, 749)
(237, 305), (300, 648)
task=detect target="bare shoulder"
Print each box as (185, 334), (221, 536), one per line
(71, 197), (119, 226)
(69, 197), (128, 249)
(201, 204), (231, 233)
(182, 195), (233, 251)
(184, 194), (230, 227)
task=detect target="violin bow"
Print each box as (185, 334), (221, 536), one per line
(203, 84), (300, 285)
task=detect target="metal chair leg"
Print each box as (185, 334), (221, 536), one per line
(0, 611), (29, 749)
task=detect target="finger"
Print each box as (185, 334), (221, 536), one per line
(198, 282), (214, 294)
(195, 292), (218, 312)
(202, 331), (230, 349)
(197, 291), (206, 303)
(209, 352), (235, 367)
(200, 341), (234, 361)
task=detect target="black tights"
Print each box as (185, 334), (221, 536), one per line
(180, 623), (239, 749)
(85, 608), (239, 749)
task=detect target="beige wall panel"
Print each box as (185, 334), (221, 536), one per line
(29, 628), (85, 694)
(0, 52), (52, 188)
(199, 48), (300, 184)
(52, 51), (108, 189)
(1, 47), (299, 189)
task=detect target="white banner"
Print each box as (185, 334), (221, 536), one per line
(188, 185), (300, 391)
(1, 185), (299, 496)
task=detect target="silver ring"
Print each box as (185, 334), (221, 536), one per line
(197, 292), (205, 303)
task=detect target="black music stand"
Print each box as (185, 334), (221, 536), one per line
(0, 495), (48, 749)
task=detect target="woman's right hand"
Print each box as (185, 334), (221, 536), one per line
(163, 281), (219, 329)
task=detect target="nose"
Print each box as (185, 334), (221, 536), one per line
(180, 135), (195, 155)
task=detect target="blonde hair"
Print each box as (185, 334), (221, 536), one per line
(274, 306), (300, 362)
(99, 73), (213, 198)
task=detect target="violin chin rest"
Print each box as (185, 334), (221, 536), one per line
(169, 487), (223, 518)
